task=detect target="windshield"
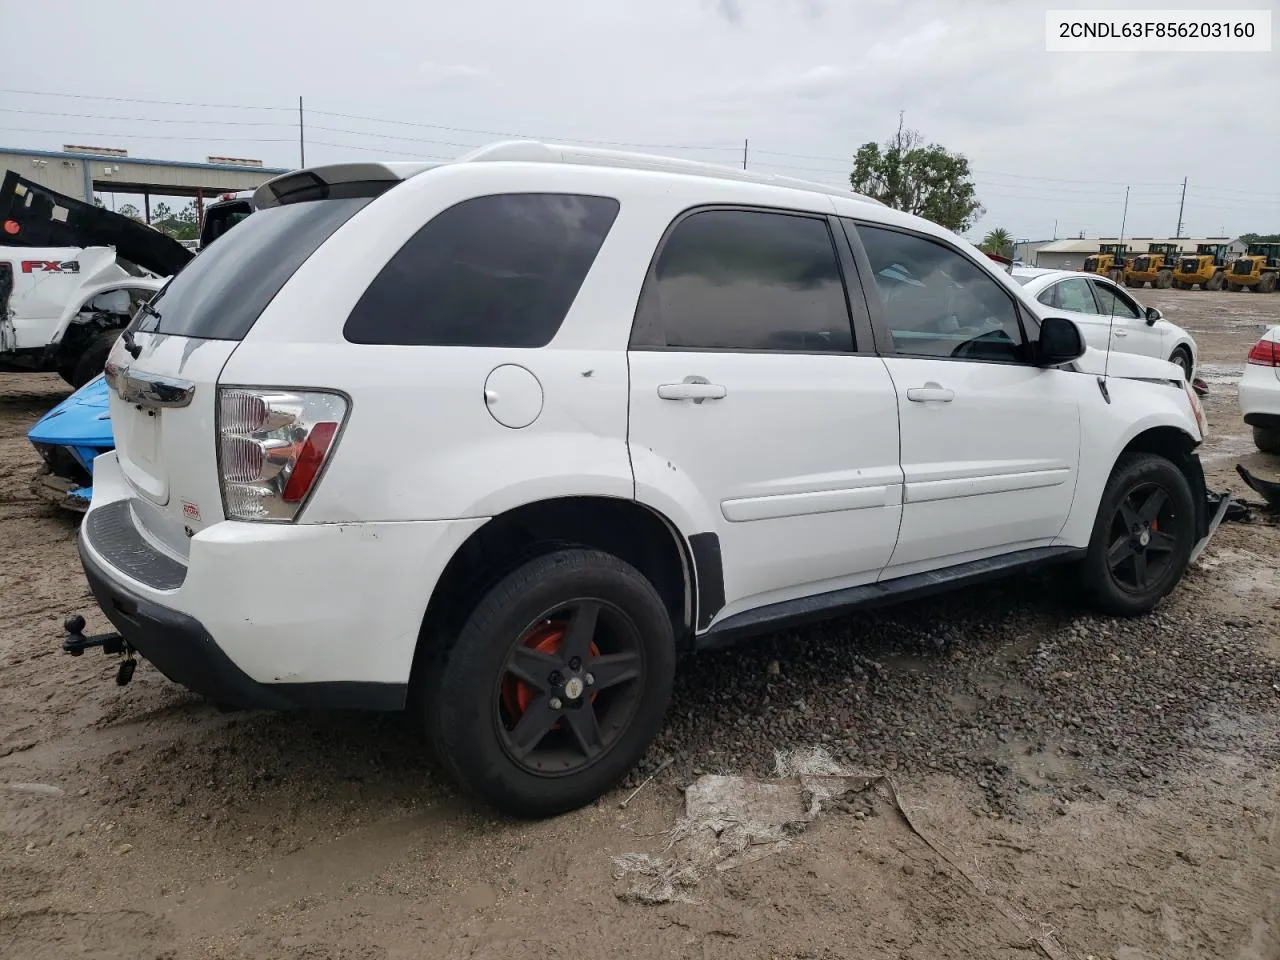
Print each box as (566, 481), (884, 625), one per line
(140, 197), (373, 341)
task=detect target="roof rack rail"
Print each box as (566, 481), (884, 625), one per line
(454, 139), (883, 205)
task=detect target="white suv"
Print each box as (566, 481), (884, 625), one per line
(75, 141), (1212, 817)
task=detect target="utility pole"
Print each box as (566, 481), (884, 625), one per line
(1175, 176), (1187, 237)
(1053, 218), (1058, 239)
(1119, 185), (1130, 242)
(298, 96), (306, 168)
(743, 138), (748, 170)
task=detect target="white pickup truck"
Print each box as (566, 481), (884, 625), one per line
(1, 170), (193, 387)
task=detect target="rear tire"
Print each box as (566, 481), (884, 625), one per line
(1079, 453), (1195, 617)
(1206, 272), (1224, 292)
(69, 329), (120, 389)
(1254, 426), (1280, 455)
(1259, 273), (1278, 294)
(423, 548), (676, 818)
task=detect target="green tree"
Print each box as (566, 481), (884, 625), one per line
(981, 228), (1013, 257)
(850, 115), (984, 233)
(149, 201), (199, 242)
(117, 203), (142, 221)
(1240, 232), (1280, 244)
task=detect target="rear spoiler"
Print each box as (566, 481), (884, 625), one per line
(985, 252), (1013, 273)
(0, 170), (194, 277)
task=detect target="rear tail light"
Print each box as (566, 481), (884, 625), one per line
(217, 388), (348, 521)
(1247, 338), (1279, 367)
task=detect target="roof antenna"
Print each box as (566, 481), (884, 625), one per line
(1098, 184), (1130, 403)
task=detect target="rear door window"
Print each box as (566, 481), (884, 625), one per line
(343, 193), (619, 348)
(630, 208), (855, 352)
(140, 197), (375, 341)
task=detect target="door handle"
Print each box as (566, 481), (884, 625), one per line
(905, 382), (954, 403)
(1113, 330), (1128, 338)
(657, 376), (727, 403)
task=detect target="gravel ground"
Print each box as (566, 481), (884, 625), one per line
(2, 286), (1279, 959)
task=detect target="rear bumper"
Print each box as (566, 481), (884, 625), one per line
(1238, 364), (1280, 421)
(77, 453), (487, 707)
(78, 538), (316, 710)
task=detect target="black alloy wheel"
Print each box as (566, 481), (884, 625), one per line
(1104, 481), (1184, 595)
(495, 599), (645, 776)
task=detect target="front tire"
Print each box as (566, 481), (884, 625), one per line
(424, 548), (676, 818)
(1254, 426), (1280, 455)
(1169, 347), (1193, 381)
(1206, 272), (1224, 292)
(1080, 453), (1195, 617)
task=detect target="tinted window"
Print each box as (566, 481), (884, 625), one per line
(1054, 277), (1100, 314)
(344, 193), (619, 348)
(856, 225), (1027, 363)
(200, 201), (254, 247)
(633, 209), (853, 352)
(1089, 280), (1141, 320)
(142, 197), (373, 340)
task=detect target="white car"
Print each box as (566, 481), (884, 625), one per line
(1012, 266), (1198, 381)
(1240, 325), (1280, 453)
(71, 141), (1211, 817)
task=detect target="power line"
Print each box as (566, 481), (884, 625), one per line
(0, 106), (291, 127)
(0, 126), (294, 144)
(0, 87), (293, 111)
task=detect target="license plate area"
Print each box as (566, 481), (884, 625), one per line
(117, 406), (167, 503)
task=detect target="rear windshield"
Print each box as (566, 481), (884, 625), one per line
(143, 197), (372, 341)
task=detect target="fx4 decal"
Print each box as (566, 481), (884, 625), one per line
(21, 260), (80, 274)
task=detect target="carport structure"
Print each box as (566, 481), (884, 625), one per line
(0, 145), (289, 228)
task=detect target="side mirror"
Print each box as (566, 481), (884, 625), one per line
(1145, 306), (1162, 325)
(1037, 316), (1086, 366)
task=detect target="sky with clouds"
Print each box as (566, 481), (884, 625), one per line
(1, 0), (1276, 241)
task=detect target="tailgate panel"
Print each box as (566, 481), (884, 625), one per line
(105, 333), (239, 559)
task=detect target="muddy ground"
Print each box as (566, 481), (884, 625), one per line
(2, 287), (1279, 960)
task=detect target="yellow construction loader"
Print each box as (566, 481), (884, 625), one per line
(1081, 243), (1129, 284)
(1173, 243), (1232, 291)
(1226, 242), (1280, 293)
(1125, 242), (1181, 289)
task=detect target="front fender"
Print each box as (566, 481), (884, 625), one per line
(1057, 376), (1202, 548)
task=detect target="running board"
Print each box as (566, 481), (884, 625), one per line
(696, 546), (1086, 650)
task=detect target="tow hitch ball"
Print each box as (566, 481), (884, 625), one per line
(62, 615), (136, 686)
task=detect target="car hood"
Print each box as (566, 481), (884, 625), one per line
(0, 169), (193, 277)
(27, 374), (114, 447)
(1070, 346), (1183, 382)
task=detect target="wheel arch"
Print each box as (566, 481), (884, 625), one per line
(1116, 425), (1208, 541)
(47, 278), (164, 357)
(409, 495), (712, 685)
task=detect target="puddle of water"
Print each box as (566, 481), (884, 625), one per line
(1198, 362), (1244, 385)
(1201, 433), (1256, 464)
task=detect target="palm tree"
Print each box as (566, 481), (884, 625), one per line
(981, 228), (1013, 257)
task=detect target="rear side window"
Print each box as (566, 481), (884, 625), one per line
(343, 193), (619, 348)
(631, 208), (854, 352)
(143, 197), (373, 341)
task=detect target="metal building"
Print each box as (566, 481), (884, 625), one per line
(0, 145), (290, 225)
(1031, 236), (1245, 270)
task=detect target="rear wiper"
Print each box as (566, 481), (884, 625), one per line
(121, 300), (163, 358)
(120, 328), (142, 359)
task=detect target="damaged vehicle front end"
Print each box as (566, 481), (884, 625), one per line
(27, 373), (112, 512)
